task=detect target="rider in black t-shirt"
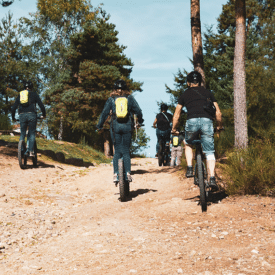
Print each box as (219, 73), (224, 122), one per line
(171, 71), (223, 190)
(153, 104), (173, 157)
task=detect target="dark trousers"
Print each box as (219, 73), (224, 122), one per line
(19, 112), (37, 153)
(111, 124), (132, 175)
(156, 128), (171, 153)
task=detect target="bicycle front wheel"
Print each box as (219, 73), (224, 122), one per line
(197, 154), (207, 212)
(18, 140), (27, 169)
(158, 142), (163, 166)
(118, 159), (127, 201)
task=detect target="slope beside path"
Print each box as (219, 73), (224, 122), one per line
(0, 146), (274, 274)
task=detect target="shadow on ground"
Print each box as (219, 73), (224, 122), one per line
(185, 190), (228, 206)
(118, 188), (158, 202)
(132, 167), (181, 175)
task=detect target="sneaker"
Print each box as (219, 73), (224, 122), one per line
(29, 152), (35, 157)
(126, 172), (132, 182)
(209, 176), (218, 191)
(113, 173), (118, 183)
(186, 166), (194, 178)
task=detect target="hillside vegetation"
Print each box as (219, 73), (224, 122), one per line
(0, 135), (111, 165)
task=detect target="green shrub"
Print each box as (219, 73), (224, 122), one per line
(224, 139), (275, 196)
(214, 126), (235, 159)
(0, 114), (12, 130)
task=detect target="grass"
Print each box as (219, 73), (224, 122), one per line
(0, 135), (111, 165)
(223, 139), (275, 197)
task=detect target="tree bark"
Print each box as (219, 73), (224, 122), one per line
(191, 0), (205, 86)
(234, 0), (248, 148)
(103, 130), (111, 158)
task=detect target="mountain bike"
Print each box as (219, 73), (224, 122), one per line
(187, 128), (224, 212)
(158, 138), (170, 166)
(17, 116), (43, 169)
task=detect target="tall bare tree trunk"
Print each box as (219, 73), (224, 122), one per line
(234, 0), (248, 148)
(191, 0), (205, 86)
(103, 130), (111, 158)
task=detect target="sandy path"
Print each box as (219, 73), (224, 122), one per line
(0, 146), (275, 274)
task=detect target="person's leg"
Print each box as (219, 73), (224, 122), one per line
(184, 118), (199, 177)
(121, 131), (132, 175)
(19, 113), (27, 142)
(200, 118), (217, 189)
(185, 143), (193, 166)
(176, 146), (183, 166)
(27, 113), (37, 153)
(113, 132), (123, 175)
(156, 129), (161, 155)
(170, 147), (176, 166)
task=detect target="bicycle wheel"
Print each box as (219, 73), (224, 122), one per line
(32, 141), (37, 167)
(18, 140), (27, 169)
(197, 153), (207, 212)
(118, 159), (127, 201)
(158, 142), (163, 166)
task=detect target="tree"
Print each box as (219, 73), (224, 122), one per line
(190, 0), (205, 86)
(130, 127), (150, 156)
(234, 0), (248, 148)
(0, 12), (41, 116)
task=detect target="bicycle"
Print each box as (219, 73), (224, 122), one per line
(17, 116), (43, 169)
(118, 158), (130, 202)
(186, 128), (224, 212)
(153, 126), (170, 166)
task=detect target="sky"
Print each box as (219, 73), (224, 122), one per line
(2, 0), (229, 157)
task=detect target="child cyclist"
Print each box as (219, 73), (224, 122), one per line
(170, 130), (184, 166)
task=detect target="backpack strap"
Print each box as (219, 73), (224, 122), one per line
(161, 112), (170, 122)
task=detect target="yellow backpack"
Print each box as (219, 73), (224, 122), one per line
(115, 97), (128, 119)
(19, 90), (29, 107)
(173, 136), (179, 146)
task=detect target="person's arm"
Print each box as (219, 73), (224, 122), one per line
(214, 102), (222, 130)
(129, 95), (143, 124)
(35, 93), (46, 117)
(11, 96), (20, 120)
(96, 98), (112, 130)
(152, 118), (157, 128)
(171, 104), (183, 133)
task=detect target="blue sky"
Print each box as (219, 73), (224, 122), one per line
(4, 0), (228, 157)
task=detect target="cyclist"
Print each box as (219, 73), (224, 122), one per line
(152, 103), (173, 157)
(171, 71), (223, 190)
(170, 130), (184, 166)
(96, 79), (144, 184)
(11, 81), (46, 157)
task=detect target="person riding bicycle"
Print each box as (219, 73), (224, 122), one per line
(152, 103), (173, 157)
(11, 81), (46, 157)
(171, 71), (222, 190)
(170, 130), (184, 167)
(96, 79), (144, 184)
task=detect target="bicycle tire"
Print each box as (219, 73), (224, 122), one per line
(18, 140), (27, 169)
(158, 142), (163, 166)
(32, 141), (38, 167)
(197, 153), (207, 212)
(118, 159), (127, 201)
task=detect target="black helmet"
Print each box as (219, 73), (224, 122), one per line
(114, 79), (127, 90)
(160, 103), (168, 111)
(186, 71), (202, 85)
(24, 81), (33, 90)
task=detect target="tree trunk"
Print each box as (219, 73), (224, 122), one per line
(191, 0), (205, 86)
(58, 116), (63, 141)
(234, 0), (248, 148)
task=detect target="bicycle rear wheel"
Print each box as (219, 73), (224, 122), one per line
(32, 141), (38, 167)
(197, 154), (207, 212)
(118, 159), (127, 201)
(18, 140), (27, 169)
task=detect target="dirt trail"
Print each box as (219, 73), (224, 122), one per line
(0, 145), (275, 275)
